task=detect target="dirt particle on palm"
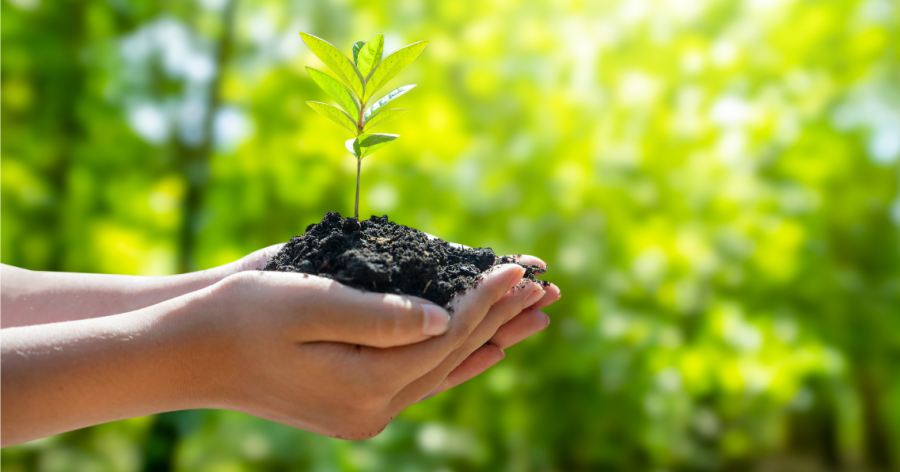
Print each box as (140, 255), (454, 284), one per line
(264, 212), (548, 307)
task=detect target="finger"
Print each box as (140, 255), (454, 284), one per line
(308, 290), (450, 348)
(501, 280), (548, 324)
(391, 279), (544, 405)
(236, 243), (286, 271)
(422, 344), (505, 399)
(249, 271), (451, 348)
(376, 264), (525, 377)
(489, 308), (551, 350)
(531, 283), (560, 309)
(423, 307), (551, 401)
(503, 254), (547, 272)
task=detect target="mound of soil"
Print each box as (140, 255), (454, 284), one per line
(263, 212), (547, 307)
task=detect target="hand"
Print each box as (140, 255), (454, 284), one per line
(184, 263), (549, 439)
(229, 247), (561, 400)
(1, 246), (559, 445)
(218, 243), (560, 399)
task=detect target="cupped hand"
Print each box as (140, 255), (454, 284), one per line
(221, 244), (560, 366)
(215, 242), (560, 409)
(0, 241), (558, 446)
(186, 262), (553, 439)
(226, 244), (561, 402)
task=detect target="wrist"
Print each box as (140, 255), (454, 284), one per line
(101, 294), (221, 414)
(151, 275), (247, 410)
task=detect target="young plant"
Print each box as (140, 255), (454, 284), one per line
(299, 32), (428, 219)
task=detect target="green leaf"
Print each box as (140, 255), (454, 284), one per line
(306, 67), (359, 119)
(351, 41), (365, 65)
(363, 40), (428, 102)
(363, 109), (409, 132)
(299, 33), (365, 99)
(306, 101), (358, 134)
(364, 84), (416, 121)
(346, 133), (399, 159)
(357, 33), (384, 78)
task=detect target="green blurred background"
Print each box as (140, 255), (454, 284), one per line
(3, 0), (899, 470)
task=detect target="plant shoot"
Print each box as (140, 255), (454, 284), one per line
(299, 32), (428, 218)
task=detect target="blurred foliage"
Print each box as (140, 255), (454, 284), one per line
(2, 0), (900, 470)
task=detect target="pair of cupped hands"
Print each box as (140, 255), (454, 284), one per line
(223, 244), (559, 440)
(1, 241), (559, 445)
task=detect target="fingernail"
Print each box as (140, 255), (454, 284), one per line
(422, 304), (451, 336)
(523, 282), (545, 307)
(506, 265), (527, 288)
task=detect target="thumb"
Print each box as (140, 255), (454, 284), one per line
(217, 244), (286, 274)
(237, 243), (286, 271)
(305, 290), (451, 348)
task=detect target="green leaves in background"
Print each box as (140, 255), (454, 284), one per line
(351, 41), (365, 65)
(5, 2), (900, 470)
(357, 33), (384, 78)
(363, 109), (408, 132)
(345, 133), (398, 159)
(306, 67), (359, 118)
(363, 40), (429, 102)
(299, 32), (364, 98)
(305, 101), (357, 134)
(364, 84), (416, 121)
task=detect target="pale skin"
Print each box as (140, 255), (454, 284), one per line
(1, 245), (561, 446)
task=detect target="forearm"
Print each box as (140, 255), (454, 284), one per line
(0, 290), (215, 446)
(0, 264), (231, 328)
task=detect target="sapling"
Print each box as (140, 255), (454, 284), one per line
(299, 32), (428, 219)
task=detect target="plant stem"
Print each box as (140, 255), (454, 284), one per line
(355, 98), (366, 220)
(355, 158), (361, 219)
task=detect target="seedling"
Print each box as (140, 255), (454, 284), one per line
(299, 32), (428, 219)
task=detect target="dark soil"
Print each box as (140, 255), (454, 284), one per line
(263, 212), (547, 307)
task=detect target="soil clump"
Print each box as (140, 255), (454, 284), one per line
(264, 212), (547, 307)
